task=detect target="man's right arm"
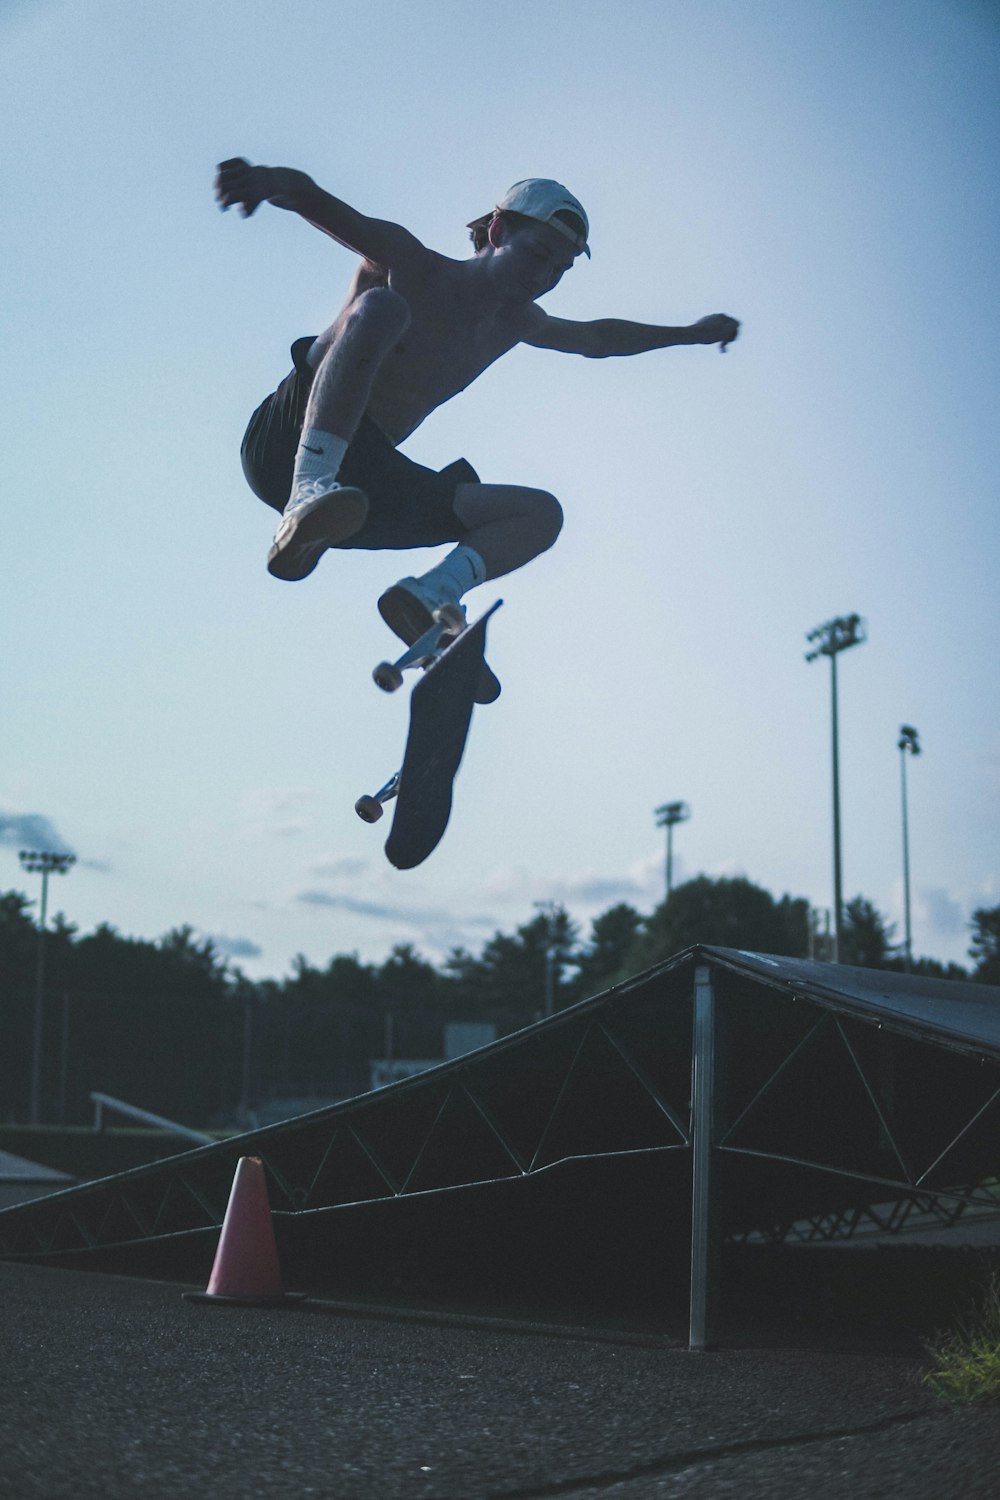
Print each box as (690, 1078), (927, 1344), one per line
(519, 306), (740, 356)
(214, 158), (425, 271)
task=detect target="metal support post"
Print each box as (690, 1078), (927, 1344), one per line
(898, 725), (920, 970)
(655, 802), (691, 899)
(804, 613), (865, 965)
(19, 849), (76, 1124)
(29, 866), (50, 1124)
(830, 651), (843, 960)
(689, 963), (719, 1350)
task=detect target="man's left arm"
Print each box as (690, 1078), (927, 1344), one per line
(521, 309), (740, 356)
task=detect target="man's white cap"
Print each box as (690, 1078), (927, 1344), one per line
(472, 178), (591, 257)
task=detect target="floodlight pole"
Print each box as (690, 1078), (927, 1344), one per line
(805, 615), (866, 963)
(655, 802), (691, 899)
(898, 725), (920, 970)
(18, 850), (76, 1125)
(830, 649), (843, 956)
(534, 901), (559, 1016)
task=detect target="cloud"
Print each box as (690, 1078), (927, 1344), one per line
(917, 887), (966, 940)
(289, 845), (691, 968)
(296, 889), (495, 930)
(556, 851), (667, 907)
(481, 851), (664, 911)
(298, 890), (410, 920)
(239, 786), (323, 839)
(210, 934), (263, 960)
(550, 874), (651, 905)
(241, 787), (320, 816)
(293, 889), (500, 965)
(307, 856), (370, 880)
(0, 812), (74, 856)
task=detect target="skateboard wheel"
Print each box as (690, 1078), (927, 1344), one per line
(434, 603), (465, 637)
(373, 662), (404, 692)
(355, 795), (384, 823)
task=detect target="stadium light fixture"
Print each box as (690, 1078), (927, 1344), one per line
(804, 615), (866, 961)
(655, 801), (691, 899)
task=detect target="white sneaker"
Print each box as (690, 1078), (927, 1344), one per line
(377, 575), (463, 635)
(377, 577), (501, 704)
(267, 483), (368, 581)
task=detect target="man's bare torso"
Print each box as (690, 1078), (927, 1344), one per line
(334, 252), (528, 445)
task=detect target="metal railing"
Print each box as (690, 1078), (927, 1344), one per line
(90, 1093), (214, 1146)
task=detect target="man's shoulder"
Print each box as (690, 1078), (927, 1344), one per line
(510, 302), (550, 344)
(388, 244), (466, 295)
(484, 299), (549, 351)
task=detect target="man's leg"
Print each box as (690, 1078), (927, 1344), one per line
(452, 482), (564, 578)
(387, 481), (563, 605)
(268, 288), (411, 581)
(378, 482), (563, 703)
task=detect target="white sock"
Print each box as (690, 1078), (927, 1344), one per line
(289, 428), (349, 506)
(417, 544), (488, 601)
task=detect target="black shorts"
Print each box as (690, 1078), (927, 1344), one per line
(240, 336), (479, 550)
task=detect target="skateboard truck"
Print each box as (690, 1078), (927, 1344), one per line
(372, 604), (466, 693)
(355, 771), (399, 824)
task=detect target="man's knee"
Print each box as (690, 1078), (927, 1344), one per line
(453, 481), (564, 554)
(346, 286), (411, 340)
(533, 489), (564, 551)
(315, 287), (410, 364)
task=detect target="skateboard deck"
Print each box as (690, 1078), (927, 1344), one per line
(383, 602), (500, 870)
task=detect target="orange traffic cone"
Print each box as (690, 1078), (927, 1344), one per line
(184, 1156), (304, 1306)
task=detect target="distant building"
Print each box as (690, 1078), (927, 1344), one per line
(443, 1022), (497, 1059)
(369, 1021), (497, 1092)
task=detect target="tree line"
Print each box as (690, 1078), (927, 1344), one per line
(2, 879), (997, 1129)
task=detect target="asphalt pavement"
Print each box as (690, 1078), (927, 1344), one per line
(1, 1262), (997, 1498)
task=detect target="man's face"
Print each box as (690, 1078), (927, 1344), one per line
(491, 216), (578, 301)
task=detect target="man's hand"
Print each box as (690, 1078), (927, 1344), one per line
(689, 314), (741, 352)
(214, 159), (426, 269)
(214, 158), (314, 216)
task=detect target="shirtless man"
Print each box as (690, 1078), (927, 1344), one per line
(215, 159), (739, 700)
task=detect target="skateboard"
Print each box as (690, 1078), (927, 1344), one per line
(356, 601), (502, 869)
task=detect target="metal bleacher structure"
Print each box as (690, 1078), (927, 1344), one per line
(1, 946), (998, 1346)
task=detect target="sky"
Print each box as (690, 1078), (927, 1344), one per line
(2, 0), (998, 980)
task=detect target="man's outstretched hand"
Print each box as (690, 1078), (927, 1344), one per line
(214, 158), (310, 216)
(690, 314), (741, 351)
